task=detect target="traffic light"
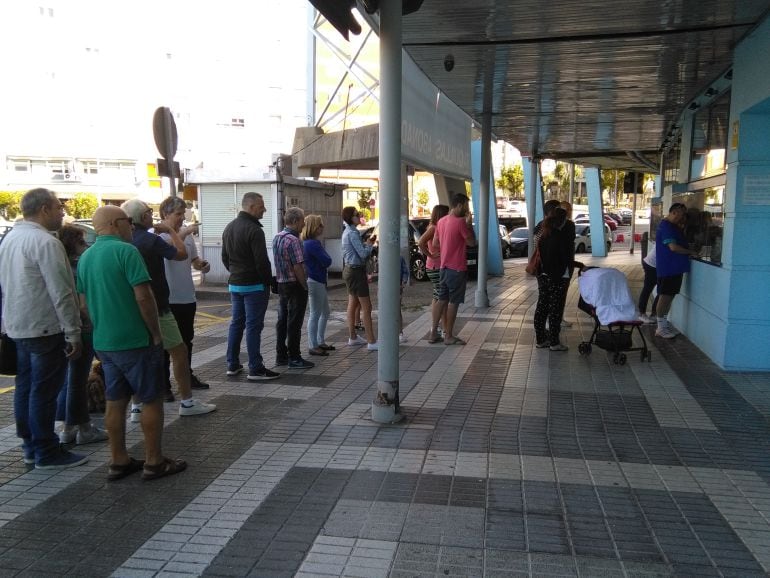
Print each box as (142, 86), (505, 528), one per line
(310, 0), (361, 40)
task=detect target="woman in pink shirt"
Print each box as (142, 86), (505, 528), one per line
(418, 204), (449, 337)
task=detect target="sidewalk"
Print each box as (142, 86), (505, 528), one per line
(1, 252), (770, 577)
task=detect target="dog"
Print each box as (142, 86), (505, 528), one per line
(87, 360), (106, 414)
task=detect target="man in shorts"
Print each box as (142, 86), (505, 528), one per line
(654, 203), (698, 338)
(78, 206), (186, 481)
(122, 199), (215, 418)
(428, 193), (477, 345)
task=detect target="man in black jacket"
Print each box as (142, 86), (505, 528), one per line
(221, 192), (280, 381)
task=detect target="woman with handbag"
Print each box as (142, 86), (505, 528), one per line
(533, 205), (581, 351)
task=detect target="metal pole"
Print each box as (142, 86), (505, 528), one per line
(371, 0), (402, 424)
(568, 162), (575, 205)
(475, 110), (491, 308)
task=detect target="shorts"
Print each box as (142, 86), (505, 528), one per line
(657, 274), (683, 296)
(343, 265), (370, 298)
(159, 311), (184, 350)
(426, 267), (441, 300)
(437, 267), (467, 305)
(98, 344), (164, 403)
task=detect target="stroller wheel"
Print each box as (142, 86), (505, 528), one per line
(618, 353), (627, 365)
(578, 342), (591, 356)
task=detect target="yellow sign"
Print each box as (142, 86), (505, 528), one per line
(731, 120), (739, 149)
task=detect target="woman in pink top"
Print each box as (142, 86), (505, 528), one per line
(418, 204), (449, 336)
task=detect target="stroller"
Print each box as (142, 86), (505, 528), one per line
(577, 267), (651, 365)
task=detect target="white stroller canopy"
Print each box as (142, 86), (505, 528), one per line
(578, 268), (637, 326)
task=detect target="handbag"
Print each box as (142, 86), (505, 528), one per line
(525, 247), (541, 276)
(0, 333), (17, 375)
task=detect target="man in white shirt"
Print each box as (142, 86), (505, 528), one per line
(158, 196), (210, 390)
(0, 188), (87, 470)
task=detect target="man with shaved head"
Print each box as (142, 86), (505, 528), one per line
(77, 206), (186, 481)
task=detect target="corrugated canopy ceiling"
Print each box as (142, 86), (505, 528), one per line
(397, 0), (770, 171)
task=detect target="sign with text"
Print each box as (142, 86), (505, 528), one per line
(402, 54), (472, 180)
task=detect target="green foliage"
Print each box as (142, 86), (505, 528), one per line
(0, 191), (24, 220)
(600, 169), (626, 195)
(357, 190), (373, 211)
(65, 192), (100, 219)
(496, 165), (524, 198)
(415, 189), (429, 208)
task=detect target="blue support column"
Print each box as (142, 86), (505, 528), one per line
(471, 141), (503, 277)
(523, 157), (543, 258)
(585, 167), (607, 257)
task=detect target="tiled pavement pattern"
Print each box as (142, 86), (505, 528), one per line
(0, 253), (770, 576)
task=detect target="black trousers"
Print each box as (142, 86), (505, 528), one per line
(164, 302), (197, 389)
(275, 282), (308, 361)
(534, 275), (570, 346)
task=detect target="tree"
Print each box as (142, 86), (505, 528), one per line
(496, 165), (524, 198)
(0, 191), (24, 220)
(600, 169), (626, 206)
(416, 188), (429, 209)
(65, 192), (99, 219)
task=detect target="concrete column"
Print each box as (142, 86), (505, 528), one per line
(585, 167), (607, 257)
(372, 0), (403, 424)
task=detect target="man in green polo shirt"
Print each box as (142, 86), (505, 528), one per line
(77, 205), (185, 481)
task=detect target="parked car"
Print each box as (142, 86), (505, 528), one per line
(617, 208), (633, 224)
(506, 227), (529, 257)
(71, 219), (97, 246)
(602, 214), (619, 230)
(574, 223), (612, 254)
(606, 211), (624, 226)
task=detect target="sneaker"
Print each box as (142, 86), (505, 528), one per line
(399, 333), (408, 343)
(36, 449), (88, 470)
(561, 319), (573, 328)
(247, 368), (281, 381)
(191, 375), (210, 389)
(367, 342), (379, 351)
(347, 336), (367, 346)
(130, 404), (142, 423)
(275, 357), (288, 366)
(58, 427), (77, 444)
(76, 425), (108, 445)
(179, 399), (217, 416)
(638, 313), (656, 324)
(23, 450), (35, 465)
(535, 342), (551, 349)
(164, 390), (176, 403)
(655, 327), (677, 339)
(550, 343), (569, 352)
(288, 358), (314, 369)
(226, 364), (244, 376)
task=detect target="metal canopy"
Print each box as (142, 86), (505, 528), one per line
(397, 0), (770, 171)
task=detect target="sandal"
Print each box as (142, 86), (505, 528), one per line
(427, 335), (444, 344)
(308, 347), (329, 356)
(107, 457), (145, 481)
(142, 457), (187, 481)
(444, 337), (467, 345)
(318, 344), (336, 351)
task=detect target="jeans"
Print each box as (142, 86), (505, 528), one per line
(227, 288), (269, 374)
(276, 281), (308, 360)
(307, 279), (330, 349)
(14, 333), (68, 462)
(56, 334), (94, 426)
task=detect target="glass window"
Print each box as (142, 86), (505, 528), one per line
(691, 91), (730, 179)
(670, 187), (724, 266)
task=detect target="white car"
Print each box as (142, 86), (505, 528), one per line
(575, 223), (612, 253)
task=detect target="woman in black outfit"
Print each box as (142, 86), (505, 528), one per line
(534, 207), (581, 351)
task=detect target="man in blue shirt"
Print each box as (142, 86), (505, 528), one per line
(655, 203), (698, 338)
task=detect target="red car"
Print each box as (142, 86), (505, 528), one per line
(602, 214), (618, 230)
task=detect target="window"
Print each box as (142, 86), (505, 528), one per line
(670, 185), (725, 266)
(691, 91), (730, 179)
